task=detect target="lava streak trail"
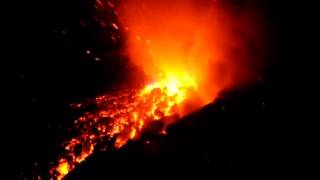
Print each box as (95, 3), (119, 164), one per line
(50, 0), (265, 179)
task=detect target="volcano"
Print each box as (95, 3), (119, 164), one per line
(48, 1), (266, 179)
(6, 0), (282, 179)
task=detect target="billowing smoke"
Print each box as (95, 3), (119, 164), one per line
(116, 0), (266, 114)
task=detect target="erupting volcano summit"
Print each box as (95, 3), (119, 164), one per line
(50, 0), (265, 179)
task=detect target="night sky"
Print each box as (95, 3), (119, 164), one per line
(4, 0), (305, 179)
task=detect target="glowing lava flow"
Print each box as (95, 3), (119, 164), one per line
(50, 76), (195, 180)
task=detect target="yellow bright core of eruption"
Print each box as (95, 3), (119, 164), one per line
(141, 72), (197, 108)
(143, 75), (195, 96)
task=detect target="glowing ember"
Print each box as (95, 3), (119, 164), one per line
(49, 0), (265, 179)
(51, 78), (195, 179)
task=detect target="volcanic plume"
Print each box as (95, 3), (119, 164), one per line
(117, 0), (265, 114)
(50, 0), (265, 179)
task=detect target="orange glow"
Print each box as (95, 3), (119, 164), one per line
(50, 0), (265, 179)
(117, 0), (266, 112)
